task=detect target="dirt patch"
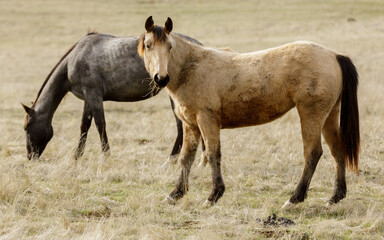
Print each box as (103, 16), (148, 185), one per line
(256, 213), (295, 227)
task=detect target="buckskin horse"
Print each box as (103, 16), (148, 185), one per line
(138, 16), (359, 207)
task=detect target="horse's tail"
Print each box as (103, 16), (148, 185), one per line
(336, 54), (360, 173)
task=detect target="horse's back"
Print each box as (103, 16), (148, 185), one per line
(220, 41), (342, 128)
(234, 41), (342, 102)
(67, 33), (151, 101)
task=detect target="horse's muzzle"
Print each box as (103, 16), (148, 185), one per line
(154, 74), (170, 88)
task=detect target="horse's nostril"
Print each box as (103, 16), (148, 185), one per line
(164, 75), (170, 83)
(154, 74), (161, 86)
(154, 74), (169, 87)
(154, 74), (160, 82)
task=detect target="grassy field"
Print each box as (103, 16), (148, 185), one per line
(1, 0), (384, 239)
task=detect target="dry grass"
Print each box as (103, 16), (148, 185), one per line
(1, 0), (384, 239)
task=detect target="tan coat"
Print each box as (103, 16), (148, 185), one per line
(139, 17), (359, 207)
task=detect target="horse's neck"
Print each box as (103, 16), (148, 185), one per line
(33, 62), (69, 122)
(167, 36), (202, 91)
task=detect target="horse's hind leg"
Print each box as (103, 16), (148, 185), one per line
(83, 89), (110, 162)
(322, 103), (346, 205)
(74, 102), (93, 160)
(93, 103), (110, 155)
(283, 105), (325, 208)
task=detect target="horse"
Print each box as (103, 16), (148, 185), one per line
(138, 16), (360, 208)
(22, 31), (202, 164)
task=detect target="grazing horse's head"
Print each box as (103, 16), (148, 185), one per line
(138, 16), (173, 88)
(22, 104), (53, 160)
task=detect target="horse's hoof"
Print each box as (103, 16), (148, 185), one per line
(168, 154), (179, 164)
(202, 199), (214, 208)
(281, 199), (294, 209)
(162, 195), (177, 205)
(325, 201), (335, 208)
(104, 150), (111, 158)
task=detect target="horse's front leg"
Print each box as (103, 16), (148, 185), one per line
(165, 124), (200, 204)
(165, 97), (206, 167)
(197, 113), (225, 206)
(74, 102), (93, 160)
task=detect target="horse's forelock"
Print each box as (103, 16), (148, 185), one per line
(152, 25), (168, 44)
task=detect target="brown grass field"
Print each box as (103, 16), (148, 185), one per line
(1, 0), (384, 239)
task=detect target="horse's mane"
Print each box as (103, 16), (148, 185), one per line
(32, 32), (98, 108)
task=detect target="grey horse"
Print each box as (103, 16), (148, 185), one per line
(22, 32), (202, 161)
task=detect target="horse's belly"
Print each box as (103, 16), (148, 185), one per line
(220, 97), (294, 128)
(103, 88), (153, 101)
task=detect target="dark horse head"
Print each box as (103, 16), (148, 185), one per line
(22, 104), (53, 160)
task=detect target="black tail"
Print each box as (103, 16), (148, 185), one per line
(336, 55), (360, 172)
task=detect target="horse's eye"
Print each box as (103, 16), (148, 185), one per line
(146, 44), (151, 49)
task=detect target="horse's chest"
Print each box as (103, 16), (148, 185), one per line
(175, 105), (197, 127)
(70, 86), (85, 100)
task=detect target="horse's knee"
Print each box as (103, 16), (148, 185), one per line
(179, 154), (188, 166)
(206, 154), (218, 168)
(179, 152), (195, 167)
(205, 145), (221, 165)
(305, 146), (323, 165)
(313, 147), (323, 160)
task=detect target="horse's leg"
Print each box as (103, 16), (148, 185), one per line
(283, 105), (325, 208)
(74, 102), (93, 160)
(168, 97), (183, 164)
(197, 114), (225, 206)
(83, 89), (110, 172)
(322, 103), (346, 205)
(165, 124), (200, 203)
(93, 106), (109, 155)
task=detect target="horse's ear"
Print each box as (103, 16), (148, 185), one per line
(21, 103), (32, 114)
(164, 17), (173, 34)
(145, 16), (154, 32)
